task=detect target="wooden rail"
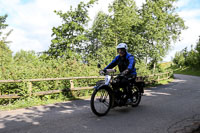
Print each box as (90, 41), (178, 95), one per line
(0, 76), (105, 83)
(0, 72), (173, 99)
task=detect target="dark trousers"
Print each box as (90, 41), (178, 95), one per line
(118, 75), (136, 98)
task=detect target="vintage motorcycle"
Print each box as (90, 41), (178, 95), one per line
(90, 65), (145, 116)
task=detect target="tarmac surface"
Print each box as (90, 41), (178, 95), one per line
(0, 74), (200, 133)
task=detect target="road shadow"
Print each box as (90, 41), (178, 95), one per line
(0, 98), (149, 133)
(0, 100), (91, 133)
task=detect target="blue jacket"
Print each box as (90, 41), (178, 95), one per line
(104, 52), (137, 75)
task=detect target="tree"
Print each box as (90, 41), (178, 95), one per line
(196, 36), (200, 54)
(137, 0), (186, 72)
(185, 45), (198, 68)
(0, 14), (12, 66)
(173, 36), (200, 69)
(173, 51), (185, 68)
(14, 50), (38, 64)
(87, 0), (186, 64)
(85, 11), (113, 64)
(0, 14), (8, 37)
(0, 41), (12, 66)
(86, 0), (141, 64)
(47, 0), (97, 59)
(0, 14), (12, 79)
(194, 36), (200, 67)
(48, 0), (186, 74)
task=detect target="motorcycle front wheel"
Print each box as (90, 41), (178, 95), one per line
(90, 87), (112, 116)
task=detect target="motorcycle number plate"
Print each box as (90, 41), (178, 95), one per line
(105, 75), (111, 85)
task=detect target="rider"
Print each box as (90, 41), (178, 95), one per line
(103, 43), (137, 104)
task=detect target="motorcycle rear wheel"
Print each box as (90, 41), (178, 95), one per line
(90, 88), (112, 116)
(131, 86), (142, 107)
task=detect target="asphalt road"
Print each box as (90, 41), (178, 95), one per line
(0, 74), (200, 133)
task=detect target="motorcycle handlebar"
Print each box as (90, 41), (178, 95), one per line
(99, 69), (116, 76)
(106, 69), (116, 73)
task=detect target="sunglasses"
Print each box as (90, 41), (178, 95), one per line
(117, 48), (126, 53)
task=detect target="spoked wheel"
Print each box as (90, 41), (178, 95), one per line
(90, 88), (112, 116)
(131, 86), (141, 107)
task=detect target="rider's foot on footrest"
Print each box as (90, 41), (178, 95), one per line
(126, 98), (132, 105)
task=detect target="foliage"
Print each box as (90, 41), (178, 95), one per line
(139, 0), (186, 60)
(0, 14), (13, 80)
(47, 0), (97, 59)
(0, 14), (8, 37)
(173, 51), (185, 68)
(135, 61), (151, 76)
(173, 36), (200, 69)
(47, 0), (186, 68)
(174, 67), (200, 77)
(86, 0), (140, 64)
(0, 50), (101, 105)
(0, 41), (12, 68)
(86, 0), (186, 67)
(195, 37), (200, 67)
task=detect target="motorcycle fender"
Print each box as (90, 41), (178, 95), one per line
(135, 82), (145, 93)
(94, 84), (112, 92)
(94, 84), (114, 106)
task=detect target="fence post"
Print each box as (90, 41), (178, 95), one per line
(28, 82), (33, 96)
(55, 81), (58, 88)
(70, 80), (74, 90)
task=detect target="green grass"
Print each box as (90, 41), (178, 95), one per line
(0, 90), (94, 111)
(146, 78), (174, 88)
(0, 92), (92, 111)
(158, 78), (174, 85)
(0, 97), (76, 111)
(160, 62), (173, 69)
(0, 96), (93, 111)
(174, 67), (200, 77)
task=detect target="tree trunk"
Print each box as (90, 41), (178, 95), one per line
(153, 62), (156, 74)
(115, 36), (118, 56)
(145, 56), (148, 67)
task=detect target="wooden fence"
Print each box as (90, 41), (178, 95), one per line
(0, 72), (173, 99)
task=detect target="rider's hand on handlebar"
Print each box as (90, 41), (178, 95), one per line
(99, 70), (107, 75)
(116, 73), (124, 79)
(120, 69), (130, 77)
(117, 69), (129, 78)
(99, 70), (104, 75)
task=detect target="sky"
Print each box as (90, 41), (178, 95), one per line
(0, 0), (200, 62)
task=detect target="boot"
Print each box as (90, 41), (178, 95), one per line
(125, 86), (133, 104)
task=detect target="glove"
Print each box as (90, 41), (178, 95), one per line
(121, 69), (130, 76)
(99, 69), (107, 75)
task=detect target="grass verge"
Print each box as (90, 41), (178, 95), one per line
(174, 67), (200, 77)
(0, 97), (79, 111)
(146, 78), (173, 88)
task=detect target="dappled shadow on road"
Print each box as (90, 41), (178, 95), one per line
(143, 75), (190, 97)
(144, 89), (171, 97)
(0, 100), (92, 133)
(0, 98), (151, 133)
(0, 99), (145, 133)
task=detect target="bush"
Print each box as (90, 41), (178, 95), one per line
(0, 50), (171, 105)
